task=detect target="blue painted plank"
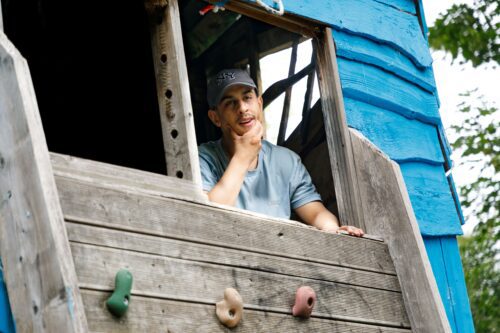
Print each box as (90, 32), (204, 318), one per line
(333, 29), (437, 92)
(374, 0), (416, 14)
(0, 261), (15, 333)
(423, 237), (457, 332)
(447, 174), (465, 225)
(337, 57), (441, 124)
(344, 98), (443, 163)
(440, 237), (475, 333)
(400, 163), (463, 236)
(252, 0), (432, 67)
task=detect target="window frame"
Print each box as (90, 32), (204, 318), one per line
(149, 0), (365, 229)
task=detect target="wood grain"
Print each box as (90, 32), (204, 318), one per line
(146, 0), (202, 184)
(71, 242), (409, 327)
(50, 153), (207, 203)
(0, 31), (87, 332)
(315, 27), (365, 230)
(66, 222), (401, 292)
(349, 129), (451, 332)
(55, 174), (396, 274)
(81, 289), (412, 333)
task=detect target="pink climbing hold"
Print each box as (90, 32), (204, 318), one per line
(292, 286), (316, 318)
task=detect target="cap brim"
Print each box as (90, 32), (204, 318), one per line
(213, 81), (257, 107)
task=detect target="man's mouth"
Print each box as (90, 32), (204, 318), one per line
(238, 117), (255, 127)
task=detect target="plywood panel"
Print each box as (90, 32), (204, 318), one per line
(81, 289), (412, 333)
(71, 242), (409, 327)
(350, 129), (451, 332)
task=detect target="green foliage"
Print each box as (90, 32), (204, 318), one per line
(428, 0), (499, 67)
(452, 91), (499, 332)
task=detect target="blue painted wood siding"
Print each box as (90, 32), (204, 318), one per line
(0, 260), (15, 333)
(251, 0), (474, 331)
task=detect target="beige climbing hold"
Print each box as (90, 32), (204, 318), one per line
(215, 288), (243, 328)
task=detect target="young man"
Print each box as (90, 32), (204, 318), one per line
(198, 69), (363, 236)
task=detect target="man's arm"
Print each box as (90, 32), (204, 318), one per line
(295, 201), (364, 237)
(207, 122), (264, 206)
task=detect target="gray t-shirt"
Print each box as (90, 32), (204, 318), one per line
(198, 139), (321, 219)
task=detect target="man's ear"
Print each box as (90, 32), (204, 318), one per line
(208, 109), (221, 128)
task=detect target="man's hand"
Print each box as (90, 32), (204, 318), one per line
(295, 201), (364, 237)
(322, 224), (364, 237)
(230, 121), (264, 169)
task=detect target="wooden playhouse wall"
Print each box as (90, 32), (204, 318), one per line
(271, 0), (473, 331)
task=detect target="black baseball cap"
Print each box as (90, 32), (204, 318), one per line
(207, 69), (257, 108)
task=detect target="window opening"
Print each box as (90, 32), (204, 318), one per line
(180, 1), (339, 219)
(1, 1), (167, 174)
(260, 39), (320, 144)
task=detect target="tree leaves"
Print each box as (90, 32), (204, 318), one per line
(451, 91), (499, 333)
(428, 0), (499, 67)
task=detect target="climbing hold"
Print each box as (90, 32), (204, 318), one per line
(106, 269), (133, 317)
(215, 288), (243, 328)
(292, 286), (316, 318)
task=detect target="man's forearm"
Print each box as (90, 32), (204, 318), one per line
(207, 157), (248, 206)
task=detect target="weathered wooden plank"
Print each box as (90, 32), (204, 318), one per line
(81, 289), (412, 333)
(338, 57), (440, 125)
(344, 98), (443, 164)
(55, 174), (396, 275)
(349, 129), (451, 332)
(66, 222), (401, 292)
(278, 39), (299, 145)
(0, 32), (87, 332)
(146, 0), (202, 184)
(400, 163), (462, 236)
(71, 243), (409, 327)
(315, 28), (365, 230)
(264, 0), (432, 67)
(333, 30), (436, 92)
(50, 153), (207, 203)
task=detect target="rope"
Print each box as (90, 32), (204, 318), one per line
(255, 0), (284, 16)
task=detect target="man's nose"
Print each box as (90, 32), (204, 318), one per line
(236, 99), (248, 113)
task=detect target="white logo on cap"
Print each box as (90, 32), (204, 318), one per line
(216, 72), (236, 86)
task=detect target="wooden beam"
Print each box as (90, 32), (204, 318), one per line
(349, 128), (452, 332)
(262, 62), (314, 108)
(300, 44), (316, 144)
(145, 0), (202, 185)
(208, 0), (320, 37)
(0, 31), (88, 332)
(277, 39), (298, 145)
(315, 28), (365, 230)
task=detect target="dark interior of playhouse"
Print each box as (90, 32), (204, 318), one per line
(1, 0), (338, 216)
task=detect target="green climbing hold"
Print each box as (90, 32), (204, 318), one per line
(106, 269), (133, 317)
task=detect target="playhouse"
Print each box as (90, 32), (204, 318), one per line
(0, 0), (474, 332)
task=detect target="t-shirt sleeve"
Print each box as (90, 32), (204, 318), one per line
(199, 153), (218, 192)
(289, 156), (322, 209)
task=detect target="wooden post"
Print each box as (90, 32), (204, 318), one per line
(0, 31), (88, 332)
(277, 39), (298, 145)
(315, 28), (365, 230)
(349, 128), (451, 332)
(145, 0), (202, 185)
(0, 0), (3, 32)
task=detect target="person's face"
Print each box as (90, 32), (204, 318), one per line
(208, 84), (263, 136)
